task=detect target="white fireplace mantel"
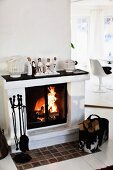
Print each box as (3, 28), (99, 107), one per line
(1, 71), (89, 89)
(0, 70), (90, 151)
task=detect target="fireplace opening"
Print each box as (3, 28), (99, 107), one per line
(25, 83), (67, 129)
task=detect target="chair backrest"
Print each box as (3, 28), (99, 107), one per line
(90, 59), (106, 77)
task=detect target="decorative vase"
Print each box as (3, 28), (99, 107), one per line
(8, 56), (24, 78)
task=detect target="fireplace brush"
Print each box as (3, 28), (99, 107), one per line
(17, 94), (29, 153)
(9, 94), (31, 163)
(9, 96), (19, 151)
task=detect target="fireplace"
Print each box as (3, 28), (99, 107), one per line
(0, 70), (89, 150)
(25, 83), (67, 129)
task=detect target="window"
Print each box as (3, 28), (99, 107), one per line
(104, 16), (113, 59)
(71, 4), (113, 65)
(71, 17), (89, 63)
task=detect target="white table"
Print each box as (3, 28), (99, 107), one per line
(100, 57), (113, 64)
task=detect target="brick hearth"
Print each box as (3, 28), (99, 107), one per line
(11, 141), (88, 170)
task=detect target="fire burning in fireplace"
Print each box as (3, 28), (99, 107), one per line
(26, 83), (67, 129)
(48, 86), (58, 113)
(34, 86), (59, 122)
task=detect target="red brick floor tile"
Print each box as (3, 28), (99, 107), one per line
(56, 156), (65, 162)
(48, 157), (58, 163)
(32, 161), (41, 167)
(39, 160), (49, 165)
(16, 166), (23, 170)
(22, 164), (33, 170)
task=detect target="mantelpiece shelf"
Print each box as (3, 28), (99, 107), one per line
(2, 69), (89, 82)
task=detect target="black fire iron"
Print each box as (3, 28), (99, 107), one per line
(9, 94), (31, 163)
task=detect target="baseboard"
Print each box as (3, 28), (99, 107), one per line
(85, 104), (113, 109)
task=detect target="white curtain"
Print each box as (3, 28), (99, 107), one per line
(71, 5), (113, 70)
(89, 9), (104, 59)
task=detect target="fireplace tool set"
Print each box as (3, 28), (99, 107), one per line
(9, 94), (31, 163)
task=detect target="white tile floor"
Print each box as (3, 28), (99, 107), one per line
(85, 73), (113, 108)
(1, 74), (113, 170)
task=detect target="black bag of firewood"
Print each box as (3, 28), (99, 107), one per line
(79, 114), (109, 153)
(0, 128), (9, 159)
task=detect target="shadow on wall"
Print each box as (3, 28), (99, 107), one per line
(0, 62), (8, 75)
(67, 94), (85, 125)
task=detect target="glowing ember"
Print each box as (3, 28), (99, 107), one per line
(37, 118), (45, 122)
(48, 86), (58, 113)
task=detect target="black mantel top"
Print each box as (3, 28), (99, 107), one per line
(2, 69), (89, 82)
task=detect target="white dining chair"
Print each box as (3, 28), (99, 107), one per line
(90, 59), (112, 92)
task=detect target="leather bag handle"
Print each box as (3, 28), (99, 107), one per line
(87, 114), (101, 120)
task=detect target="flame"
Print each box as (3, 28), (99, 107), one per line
(34, 97), (45, 112)
(48, 86), (58, 113)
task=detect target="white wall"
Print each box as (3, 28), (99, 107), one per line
(0, 0), (71, 74)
